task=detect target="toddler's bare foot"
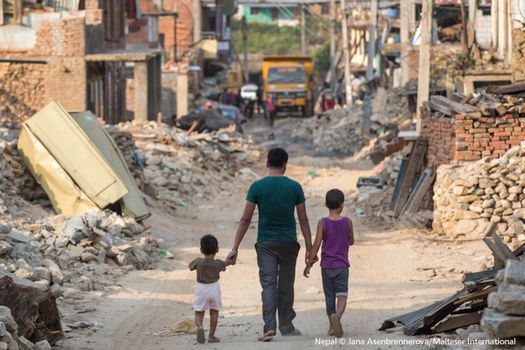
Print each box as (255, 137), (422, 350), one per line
(208, 336), (220, 343)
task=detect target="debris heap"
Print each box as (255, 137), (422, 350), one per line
(482, 259), (525, 339)
(0, 304), (54, 350)
(292, 108), (367, 155)
(0, 210), (159, 294)
(434, 144), (525, 248)
(112, 122), (261, 207)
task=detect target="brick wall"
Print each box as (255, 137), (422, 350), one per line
(420, 111), (456, 168)
(421, 107), (525, 168)
(0, 15), (87, 121)
(161, 0), (194, 58)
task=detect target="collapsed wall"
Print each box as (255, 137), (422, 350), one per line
(433, 144), (525, 249)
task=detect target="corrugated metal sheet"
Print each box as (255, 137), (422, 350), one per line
(46, 0), (81, 12)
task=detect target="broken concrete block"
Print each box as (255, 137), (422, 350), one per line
(61, 217), (88, 244)
(481, 308), (525, 338)
(0, 224), (12, 234)
(41, 259), (63, 285)
(488, 283), (525, 315)
(0, 307), (17, 333)
(501, 259), (525, 286)
(34, 340), (51, 350)
(0, 322), (6, 337)
(0, 242), (13, 256)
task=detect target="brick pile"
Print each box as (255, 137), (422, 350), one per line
(421, 94), (525, 168)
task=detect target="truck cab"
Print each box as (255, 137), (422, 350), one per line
(262, 56), (314, 118)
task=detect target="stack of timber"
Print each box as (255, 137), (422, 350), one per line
(424, 91), (525, 118)
(389, 137), (435, 226)
(380, 223), (525, 336)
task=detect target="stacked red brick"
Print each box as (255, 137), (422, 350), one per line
(420, 111), (456, 168)
(421, 96), (525, 169)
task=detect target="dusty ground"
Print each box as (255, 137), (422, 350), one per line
(55, 117), (491, 350)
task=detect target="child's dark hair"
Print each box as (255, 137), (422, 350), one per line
(326, 189), (345, 209)
(200, 234), (219, 255)
(267, 147), (288, 168)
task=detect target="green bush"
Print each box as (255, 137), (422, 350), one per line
(231, 19), (301, 55)
(312, 42), (330, 81)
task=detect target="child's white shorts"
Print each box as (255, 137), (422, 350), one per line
(193, 281), (222, 311)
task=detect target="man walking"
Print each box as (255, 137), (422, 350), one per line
(227, 148), (313, 342)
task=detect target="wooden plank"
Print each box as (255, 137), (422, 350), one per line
(390, 155), (409, 210)
(430, 95), (478, 114)
(402, 289), (465, 336)
(433, 312), (482, 333)
(403, 168), (435, 214)
(492, 230), (516, 259)
(463, 269), (500, 286)
(393, 139), (427, 218)
(454, 286), (497, 305)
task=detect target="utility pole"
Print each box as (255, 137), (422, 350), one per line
(192, 0), (202, 44)
(366, 0), (378, 81)
(416, 0), (433, 134)
(300, 4), (306, 54)
(400, 0), (410, 85)
(241, 16), (249, 82)
(341, 0), (352, 107)
(329, 0), (336, 90)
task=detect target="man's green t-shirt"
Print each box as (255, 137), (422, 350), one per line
(246, 176), (305, 242)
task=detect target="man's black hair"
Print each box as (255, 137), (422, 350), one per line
(267, 147), (289, 168)
(326, 189), (345, 209)
(200, 234), (219, 255)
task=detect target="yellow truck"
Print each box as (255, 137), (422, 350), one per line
(262, 56), (314, 118)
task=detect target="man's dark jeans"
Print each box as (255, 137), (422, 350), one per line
(255, 240), (300, 334)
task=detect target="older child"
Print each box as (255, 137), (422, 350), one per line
(304, 189), (354, 338)
(189, 234), (231, 344)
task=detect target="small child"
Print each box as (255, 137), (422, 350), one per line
(304, 189), (354, 338)
(189, 234), (231, 344)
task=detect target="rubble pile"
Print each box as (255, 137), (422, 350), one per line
(434, 144), (525, 248)
(292, 108), (367, 155)
(104, 126), (139, 180)
(482, 260), (525, 339)
(0, 305), (52, 350)
(112, 121), (261, 206)
(0, 210), (159, 294)
(349, 153), (403, 218)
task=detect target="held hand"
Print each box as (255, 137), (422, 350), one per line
(303, 264), (311, 278)
(227, 250), (238, 265)
(305, 249), (311, 265)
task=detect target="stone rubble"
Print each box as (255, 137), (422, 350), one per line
(433, 144), (525, 248)
(481, 260), (525, 339)
(108, 121), (261, 208)
(0, 210), (160, 294)
(291, 107), (367, 155)
(0, 305), (51, 350)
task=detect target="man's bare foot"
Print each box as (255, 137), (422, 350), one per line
(257, 330), (276, 342)
(208, 336), (220, 343)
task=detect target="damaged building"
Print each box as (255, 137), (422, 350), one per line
(0, 0), (162, 124)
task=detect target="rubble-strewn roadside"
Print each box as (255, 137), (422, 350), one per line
(434, 144), (525, 248)
(107, 122), (261, 208)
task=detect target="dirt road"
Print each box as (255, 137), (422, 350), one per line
(57, 118), (489, 350)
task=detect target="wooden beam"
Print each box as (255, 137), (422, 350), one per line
(366, 0), (378, 81)
(434, 312), (482, 333)
(0, 0), (4, 26)
(341, 1), (352, 107)
(400, 0), (410, 86)
(329, 0), (336, 90)
(416, 0), (433, 133)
